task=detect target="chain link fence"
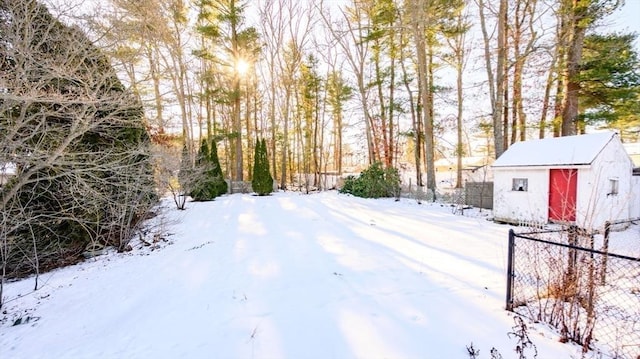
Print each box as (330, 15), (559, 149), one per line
(506, 222), (640, 358)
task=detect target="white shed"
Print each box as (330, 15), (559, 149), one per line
(492, 132), (637, 231)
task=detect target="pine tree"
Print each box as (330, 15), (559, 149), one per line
(579, 32), (640, 134)
(177, 141), (192, 201)
(190, 139), (211, 201)
(209, 138), (228, 197)
(190, 138), (227, 200)
(252, 138), (273, 196)
(251, 139), (261, 191)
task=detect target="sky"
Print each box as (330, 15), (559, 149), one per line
(607, 0), (640, 49)
(2, 191), (637, 358)
(48, 0), (640, 158)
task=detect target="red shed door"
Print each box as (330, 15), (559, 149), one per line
(548, 169), (577, 222)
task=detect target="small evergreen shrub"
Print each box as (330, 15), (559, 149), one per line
(251, 138), (274, 196)
(339, 162), (401, 199)
(209, 139), (228, 196)
(190, 138), (227, 201)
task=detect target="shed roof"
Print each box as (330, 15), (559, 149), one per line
(492, 132), (617, 168)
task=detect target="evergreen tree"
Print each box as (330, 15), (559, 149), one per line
(190, 138), (227, 201)
(579, 32), (640, 134)
(252, 138), (273, 196)
(209, 138), (228, 197)
(251, 139), (261, 190)
(177, 141), (192, 193)
(190, 139), (211, 201)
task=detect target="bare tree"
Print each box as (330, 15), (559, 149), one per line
(259, 0), (315, 189)
(538, 18), (562, 139)
(396, 8), (422, 187)
(92, 0), (197, 152)
(319, 0), (378, 165)
(0, 0), (155, 308)
(409, 0), (438, 199)
(477, 0), (507, 158)
(510, 0), (535, 143)
(443, 2), (471, 189)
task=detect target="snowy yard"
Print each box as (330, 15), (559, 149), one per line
(1, 191), (584, 358)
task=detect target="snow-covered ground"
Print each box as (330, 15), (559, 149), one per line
(1, 191), (589, 358)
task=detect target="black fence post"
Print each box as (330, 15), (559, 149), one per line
(565, 225), (579, 287)
(506, 229), (515, 311)
(600, 221), (610, 285)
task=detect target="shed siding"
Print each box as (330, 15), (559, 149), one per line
(631, 175), (640, 218)
(493, 168), (549, 225)
(575, 140), (634, 230)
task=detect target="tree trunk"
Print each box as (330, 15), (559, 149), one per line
(399, 27), (422, 186)
(425, 42), (436, 196)
(561, 30), (586, 136)
(230, 0), (243, 181)
(412, 0), (436, 199)
(560, 0), (588, 136)
(477, 0), (504, 158)
(245, 81), (254, 179)
(539, 21), (560, 139)
(388, 30), (396, 168)
(373, 40), (390, 167)
(280, 87), (291, 189)
(454, 29), (465, 189)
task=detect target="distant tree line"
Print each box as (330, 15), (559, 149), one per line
(83, 0), (638, 200)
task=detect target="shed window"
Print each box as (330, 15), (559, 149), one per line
(512, 178), (528, 191)
(608, 178), (619, 196)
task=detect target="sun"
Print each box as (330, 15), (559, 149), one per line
(235, 58), (250, 75)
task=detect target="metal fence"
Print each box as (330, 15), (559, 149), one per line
(464, 181), (493, 209)
(506, 222), (640, 358)
(398, 181), (493, 211)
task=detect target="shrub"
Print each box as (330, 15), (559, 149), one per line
(339, 162), (401, 199)
(252, 138), (274, 196)
(0, 2), (156, 281)
(208, 139), (228, 196)
(190, 138), (227, 201)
